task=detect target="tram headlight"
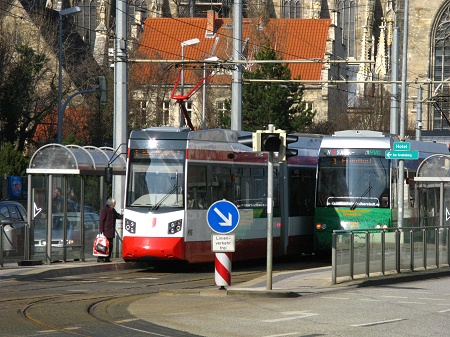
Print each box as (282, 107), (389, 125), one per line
(168, 219), (182, 234)
(124, 219), (136, 234)
(316, 223), (326, 230)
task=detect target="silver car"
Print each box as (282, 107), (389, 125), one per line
(33, 212), (99, 253)
(0, 201), (28, 256)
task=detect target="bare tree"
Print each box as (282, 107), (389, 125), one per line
(347, 84), (391, 132)
(1, 2), (111, 150)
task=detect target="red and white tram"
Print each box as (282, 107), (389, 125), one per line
(122, 127), (320, 263)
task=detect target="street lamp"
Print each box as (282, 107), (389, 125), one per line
(180, 38), (200, 127)
(57, 6), (81, 144)
(202, 56), (219, 130)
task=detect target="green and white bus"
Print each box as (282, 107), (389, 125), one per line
(314, 130), (449, 254)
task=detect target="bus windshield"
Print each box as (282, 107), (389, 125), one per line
(316, 156), (390, 208)
(126, 150), (184, 208)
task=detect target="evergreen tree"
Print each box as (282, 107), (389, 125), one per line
(242, 43), (315, 132)
(0, 143), (29, 176)
(0, 31), (55, 152)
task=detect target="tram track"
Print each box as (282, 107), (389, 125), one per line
(9, 269), (263, 336)
(1, 259), (324, 336)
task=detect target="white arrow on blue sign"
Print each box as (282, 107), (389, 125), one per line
(207, 200), (240, 234)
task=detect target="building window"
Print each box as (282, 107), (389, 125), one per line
(283, 0), (300, 18)
(162, 101), (170, 125)
(185, 101), (193, 121)
(217, 101), (226, 113)
(432, 4), (450, 130)
(339, 0), (355, 57)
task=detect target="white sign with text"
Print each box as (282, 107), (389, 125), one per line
(211, 234), (235, 253)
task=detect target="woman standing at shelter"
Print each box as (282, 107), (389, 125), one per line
(98, 198), (122, 262)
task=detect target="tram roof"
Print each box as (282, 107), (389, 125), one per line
(27, 144), (126, 175)
(321, 130), (449, 154)
(130, 127), (241, 142)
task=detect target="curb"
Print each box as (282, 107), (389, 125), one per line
(354, 267), (450, 288)
(158, 288), (301, 298)
(11, 261), (146, 280)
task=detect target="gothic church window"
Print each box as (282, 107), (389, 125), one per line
(338, 0), (355, 57)
(432, 3), (450, 130)
(283, 0), (301, 18)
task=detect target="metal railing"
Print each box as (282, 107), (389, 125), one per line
(332, 226), (450, 284)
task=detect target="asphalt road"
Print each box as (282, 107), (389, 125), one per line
(1, 259), (449, 336)
(134, 276), (450, 337)
(0, 259), (300, 336)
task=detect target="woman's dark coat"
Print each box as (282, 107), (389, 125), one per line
(99, 206), (123, 239)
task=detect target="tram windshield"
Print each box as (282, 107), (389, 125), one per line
(126, 149), (184, 208)
(316, 155), (390, 208)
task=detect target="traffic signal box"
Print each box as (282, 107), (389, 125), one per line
(98, 76), (108, 104)
(284, 134), (299, 160)
(250, 130), (299, 162)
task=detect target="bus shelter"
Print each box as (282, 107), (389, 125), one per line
(415, 153), (450, 230)
(26, 144), (126, 264)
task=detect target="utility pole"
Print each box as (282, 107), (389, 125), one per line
(390, 26), (399, 135)
(231, 0), (242, 131)
(398, 0), (409, 229)
(416, 86), (423, 140)
(114, 0), (128, 256)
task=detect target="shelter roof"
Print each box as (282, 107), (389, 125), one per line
(416, 154), (450, 181)
(27, 144), (126, 175)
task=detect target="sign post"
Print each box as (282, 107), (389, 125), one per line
(386, 141), (414, 229)
(207, 200), (239, 289)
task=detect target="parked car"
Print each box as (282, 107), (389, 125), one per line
(0, 200), (28, 256)
(33, 212), (100, 253)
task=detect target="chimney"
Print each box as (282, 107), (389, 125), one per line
(206, 10), (216, 36)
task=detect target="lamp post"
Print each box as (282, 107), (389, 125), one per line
(180, 38), (200, 127)
(202, 56), (219, 130)
(57, 6), (81, 144)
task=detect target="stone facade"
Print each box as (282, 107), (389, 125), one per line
(10, 0), (450, 133)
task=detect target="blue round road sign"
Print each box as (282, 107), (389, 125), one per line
(207, 200), (240, 234)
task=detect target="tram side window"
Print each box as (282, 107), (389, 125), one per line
(233, 167), (244, 207)
(235, 167), (267, 208)
(211, 166), (233, 203)
(234, 167), (261, 208)
(290, 168), (315, 216)
(251, 168), (266, 207)
(187, 165), (207, 209)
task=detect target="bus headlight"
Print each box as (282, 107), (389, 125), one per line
(168, 219), (182, 234)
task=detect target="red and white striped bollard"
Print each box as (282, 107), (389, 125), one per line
(214, 252), (231, 289)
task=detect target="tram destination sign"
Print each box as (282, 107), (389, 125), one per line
(385, 150), (419, 160)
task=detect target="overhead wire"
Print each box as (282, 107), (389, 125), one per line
(1, 0), (444, 102)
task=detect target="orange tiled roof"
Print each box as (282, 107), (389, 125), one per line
(132, 17), (331, 84)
